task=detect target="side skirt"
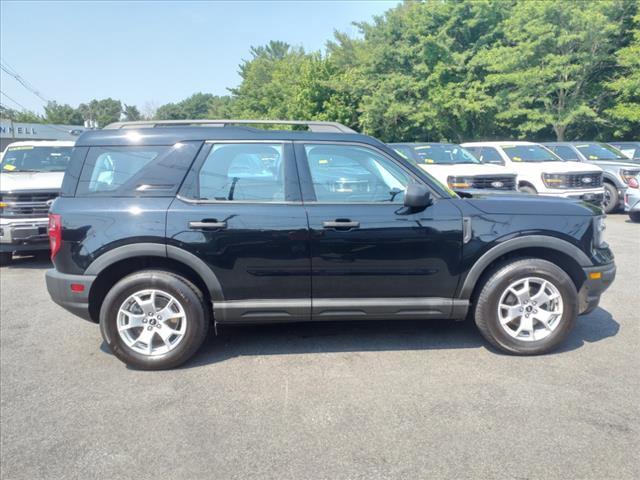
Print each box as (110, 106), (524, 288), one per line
(214, 298), (469, 324)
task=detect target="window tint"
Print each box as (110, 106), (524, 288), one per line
(77, 143), (199, 196)
(551, 145), (578, 161)
(197, 143), (285, 201)
(480, 147), (504, 165)
(304, 144), (410, 203)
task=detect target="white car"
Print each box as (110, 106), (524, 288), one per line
(390, 143), (517, 192)
(462, 141), (604, 205)
(624, 173), (640, 223)
(0, 140), (74, 264)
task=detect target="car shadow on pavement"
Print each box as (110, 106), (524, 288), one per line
(2, 253), (51, 270)
(143, 306), (617, 369)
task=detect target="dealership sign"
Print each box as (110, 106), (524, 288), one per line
(0, 120), (85, 141)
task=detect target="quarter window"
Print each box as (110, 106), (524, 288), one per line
(480, 147), (504, 165)
(196, 143), (285, 201)
(304, 144), (410, 203)
(551, 146), (579, 161)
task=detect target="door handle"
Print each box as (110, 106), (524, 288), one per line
(189, 220), (227, 230)
(322, 219), (360, 230)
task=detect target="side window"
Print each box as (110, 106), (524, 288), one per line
(77, 143), (199, 196)
(481, 147), (504, 165)
(551, 146), (579, 161)
(304, 144), (410, 203)
(196, 143), (285, 201)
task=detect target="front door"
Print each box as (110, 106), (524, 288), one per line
(295, 142), (463, 320)
(166, 141), (311, 322)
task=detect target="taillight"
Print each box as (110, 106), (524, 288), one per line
(48, 213), (62, 260)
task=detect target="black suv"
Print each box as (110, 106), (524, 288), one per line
(45, 120), (616, 369)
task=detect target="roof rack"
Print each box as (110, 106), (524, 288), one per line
(103, 119), (356, 133)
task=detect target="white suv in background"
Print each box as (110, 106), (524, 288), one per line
(389, 143), (517, 192)
(462, 141), (604, 205)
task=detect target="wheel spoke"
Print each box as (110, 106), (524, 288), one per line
(531, 282), (557, 307)
(533, 309), (555, 330)
(499, 304), (522, 324)
(118, 312), (145, 331)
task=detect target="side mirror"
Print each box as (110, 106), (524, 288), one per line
(404, 183), (432, 210)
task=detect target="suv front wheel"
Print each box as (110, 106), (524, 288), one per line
(474, 259), (578, 355)
(99, 270), (210, 370)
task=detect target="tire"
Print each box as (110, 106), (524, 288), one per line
(518, 184), (537, 195)
(99, 270), (210, 370)
(602, 182), (619, 214)
(0, 252), (11, 266)
(629, 211), (640, 223)
(473, 258), (578, 355)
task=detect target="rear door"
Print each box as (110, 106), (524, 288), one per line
(166, 141), (311, 323)
(296, 142), (463, 320)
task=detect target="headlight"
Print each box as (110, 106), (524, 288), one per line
(593, 216), (607, 249)
(447, 176), (474, 188)
(542, 173), (569, 189)
(620, 169), (640, 184)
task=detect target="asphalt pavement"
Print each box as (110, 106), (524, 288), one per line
(1, 214), (638, 480)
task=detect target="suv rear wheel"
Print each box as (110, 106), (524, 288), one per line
(474, 258), (577, 355)
(99, 270), (210, 370)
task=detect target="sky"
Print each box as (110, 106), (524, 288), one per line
(0, 0), (399, 116)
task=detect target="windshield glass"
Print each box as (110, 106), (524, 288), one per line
(576, 143), (630, 161)
(410, 144), (481, 165)
(1, 145), (73, 172)
(610, 143), (640, 160)
(502, 145), (561, 163)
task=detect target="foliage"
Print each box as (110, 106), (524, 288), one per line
(0, 106), (43, 123)
(77, 98), (122, 127)
(44, 101), (83, 125)
(123, 104), (142, 121)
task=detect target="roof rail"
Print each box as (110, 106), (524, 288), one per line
(103, 119), (357, 133)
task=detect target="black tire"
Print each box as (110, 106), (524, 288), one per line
(629, 211), (640, 223)
(473, 258), (578, 355)
(99, 270), (210, 370)
(518, 184), (537, 195)
(602, 182), (619, 214)
(0, 252), (11, 266)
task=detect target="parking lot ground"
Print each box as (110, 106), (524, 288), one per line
(1, 214), (638, 480)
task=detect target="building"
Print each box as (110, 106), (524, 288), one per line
(0, 120), (85, 151)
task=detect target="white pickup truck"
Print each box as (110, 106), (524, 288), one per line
(0, 141), (74, 264)
(462, 141), (605, 205)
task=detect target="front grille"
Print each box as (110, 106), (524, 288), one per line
(564, 172), (603, 189)
(0, 191), (58, 217)
(470, 175), (517, 190)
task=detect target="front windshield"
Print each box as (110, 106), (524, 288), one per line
(576, 143), (630, 161)
(502, 145), (561, 163)
(1, 145), (73, 172)
(410, 144), (481, 165)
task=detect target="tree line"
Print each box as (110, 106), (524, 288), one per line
(2, 0), (638, 142)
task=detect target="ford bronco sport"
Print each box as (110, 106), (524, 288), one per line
(45, 120), (616, 369)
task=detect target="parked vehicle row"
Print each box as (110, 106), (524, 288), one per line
(42, 119), (617, 369)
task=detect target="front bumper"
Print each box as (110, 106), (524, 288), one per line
(578, 262), (616, 315)
(45, 269), (96, 322)
(538, 189), (604, 206)
(0, 217), (49, 252)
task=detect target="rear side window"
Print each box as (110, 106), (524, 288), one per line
(76, 142), (200, 196)
(480, 147), (504, 165)
(194, 143), (286, 201)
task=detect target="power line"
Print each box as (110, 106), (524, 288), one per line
(0, 59), (50, 103)
(0, 90), (29, 111)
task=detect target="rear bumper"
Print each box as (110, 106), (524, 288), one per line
(45, 269), (96, 322)
(578, 262), (616, 315)
(0, 217), (49, 252)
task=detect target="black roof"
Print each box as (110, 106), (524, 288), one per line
(388, 142), (459, 147)
(75, 126), (382, 148)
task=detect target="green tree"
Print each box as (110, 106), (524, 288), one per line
(0, 106), (43, 123)
(78, 98), (122, 127)
(606, 12), (640, 137)
(123, 104), (142, 121)
(44, 101), (83, 125)
(480, 0), (623, 140)
(155, 93), (215, 120)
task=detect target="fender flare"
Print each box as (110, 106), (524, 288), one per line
(602, 171), (623, 189)
(458, 235), (592, 299)
(84, 242), (224, 301)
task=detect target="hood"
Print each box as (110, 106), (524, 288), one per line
(464, 192), (600, 216)
(510, 161), (602, 174)
(0, 171), (65, 192)
(418, 163), (516, 185)
(589, 160), (640, 169)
